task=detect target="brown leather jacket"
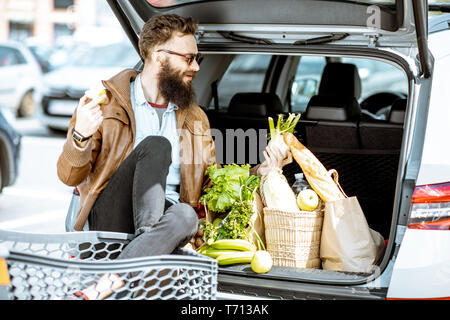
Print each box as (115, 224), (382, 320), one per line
(57, 69), (218, 231)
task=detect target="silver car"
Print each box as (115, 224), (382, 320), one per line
(110, 0), (449, 300)
(0, 41), (43, 117)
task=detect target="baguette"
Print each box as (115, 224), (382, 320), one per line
(283, 132), (346, 202)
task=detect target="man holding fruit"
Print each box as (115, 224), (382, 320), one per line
(57, 14), (289, 299)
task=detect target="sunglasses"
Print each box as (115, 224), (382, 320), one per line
(157, 49), (202, 66)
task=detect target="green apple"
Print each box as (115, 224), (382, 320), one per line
(297, 189), (319, 211)
(251, 250), (273, 274)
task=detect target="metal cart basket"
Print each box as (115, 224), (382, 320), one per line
(0, 229), (217, 300)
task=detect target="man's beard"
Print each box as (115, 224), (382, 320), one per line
(157, 59), (196, 110)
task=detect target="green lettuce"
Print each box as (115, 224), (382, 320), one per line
(200, 164), (251, 213)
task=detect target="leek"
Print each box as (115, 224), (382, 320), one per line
(267, 113), (301, 157)
(262, 113), (302, 212)
(262, 168), (300, 212)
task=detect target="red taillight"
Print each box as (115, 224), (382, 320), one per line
(408, 218), (450, 230)
(412, 182), (450, 204)
(408, 182), (450, 230)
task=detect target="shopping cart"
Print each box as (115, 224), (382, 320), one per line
(0, 229), (218, 300)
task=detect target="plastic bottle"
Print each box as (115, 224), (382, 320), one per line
(292, 173), (310, 195)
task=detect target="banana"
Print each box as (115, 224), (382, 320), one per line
(197, 245), (209, 254)
(211, 239), (256, 252)
(216, 251), (255, 266)
(202, 248), (240, 259)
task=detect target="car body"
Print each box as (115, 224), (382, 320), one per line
(26, 43), (55, 74)
(108, 0), (450, 300)
(0, 106), (21, 193)
(0, 41), (43, 117)
(37, 41), (140, 131)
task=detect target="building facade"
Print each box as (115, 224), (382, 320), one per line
(0, 0), (117, 45)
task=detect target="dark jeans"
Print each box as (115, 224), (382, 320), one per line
(88, 136), (198, 259)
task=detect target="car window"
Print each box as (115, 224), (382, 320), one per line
(341, 57), (408, 100)
(212, 54), (272, 110)
(290, 56), (326, 113)
(0, 46), (26, 67)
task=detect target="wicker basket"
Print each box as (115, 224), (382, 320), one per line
(260, 176), (324, 268)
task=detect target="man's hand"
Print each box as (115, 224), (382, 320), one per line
(257, 143), (293, 176)
(74, 93), (106, 138)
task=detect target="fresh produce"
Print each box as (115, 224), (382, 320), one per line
(198, 161), (271, 271)
(201, 248), (240, 259)
(213, 218), (222, 227)
(197, 245), (209, 254)
(210, 239), (256, 252)
(195, 237), (204, 248)
(194, 203), (206, 219)
(251, 250), (273, 273)
(261, 113), (302, 212)
(262, 168), (300, 212)
(200, 164), (252, 213)
(216, 251), (255, 266)
(186, 218), (206, 251)
(200, 240), (272, 273)
(267, 113), (301, 159)
(284, 132), (346, 202)
(202, 174), (261, 244)
(216, 202), (252, 241)
(297, 189), (319, 211)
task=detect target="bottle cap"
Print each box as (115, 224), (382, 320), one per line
(294, 173), (304, 180)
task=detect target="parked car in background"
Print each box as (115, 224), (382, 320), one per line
(0, 105), (21, 193)
(37, 41), (140, 132)
(26, 43), (55, 74)
(0, 41), (43, 117)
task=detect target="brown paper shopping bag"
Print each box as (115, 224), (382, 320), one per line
(320, 170), (385, 273)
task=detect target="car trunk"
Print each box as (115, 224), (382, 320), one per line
(107, 0), (432, 298)
(197, 48), (409, 298)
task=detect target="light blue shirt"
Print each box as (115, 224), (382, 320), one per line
(130, 73), (181, 204)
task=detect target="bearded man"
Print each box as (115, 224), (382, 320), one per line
(58, 13), (286, 263)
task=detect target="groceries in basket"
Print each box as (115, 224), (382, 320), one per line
(257, 114), (324, 269)
(194, 115), (386, 274)
(261, 172), (324, 269)
(283, 132), (386, 273)
(261, 113), (311, 213)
